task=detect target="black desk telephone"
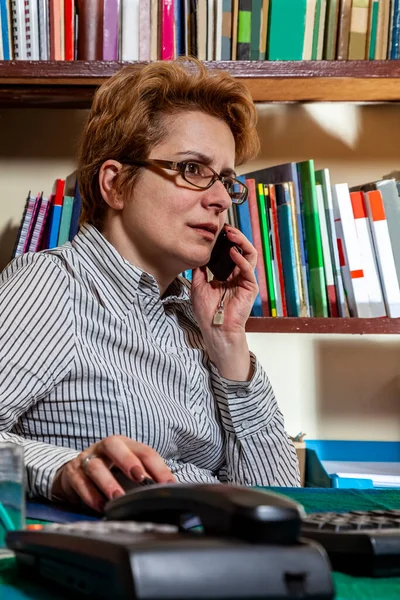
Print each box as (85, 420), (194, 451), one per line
(7, 484), (334, 600)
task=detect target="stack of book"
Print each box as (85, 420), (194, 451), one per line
(13, 177), (81, 257)
(220, 161), (400, 318)
(1, 0), (399, 62)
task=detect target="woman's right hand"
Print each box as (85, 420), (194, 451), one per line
(51, 435), (176, 512)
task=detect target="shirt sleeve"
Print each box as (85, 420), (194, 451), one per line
(0, 253), (78, 499)
(210, 352), (301, 487)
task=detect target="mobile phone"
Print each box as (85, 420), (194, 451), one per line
(206, 229), (241, 281)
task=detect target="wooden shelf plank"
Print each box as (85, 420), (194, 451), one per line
(245, 317), (400, 334)
(1, 61), (400, 106)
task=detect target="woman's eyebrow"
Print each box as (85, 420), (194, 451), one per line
(175, 150), (237, 176)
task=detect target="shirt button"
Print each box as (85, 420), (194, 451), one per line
(237, 388), (248, 398)
(241, 420), (251, 430)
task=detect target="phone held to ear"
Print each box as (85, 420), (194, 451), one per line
(206, 229), (242, 281)
(6, 483), (334, 600)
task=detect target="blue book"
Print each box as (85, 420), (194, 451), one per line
(236, 176), (263, 317)
(0, 0), (12, 59)
(275, 183), (301, 317)
(68, 180), (82, 241)
(390, 0), (400, 59)
(175, 0), (185, 56)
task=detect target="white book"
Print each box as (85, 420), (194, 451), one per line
(150, 0), (159, 60)
(376, 179), (400, 288)
(322, 461), (400, 487)
(139, 0), (151, 60)
(121, 0), (139, 60)
(207, 0), (215, 59)
(197, 0), (207, 60)
(332, 183), (371, 317)
(316, 169), (347, 317)
(214, 0), (222, 60)
(363, 190), (400, 318)
(316, 184), (336, 311)
(11, 0), (27, 59)
(350, 191), (386, 318)
(302, 0), (316, 59)
(37, 0), (49, 60)
(27, 0), (40, 60)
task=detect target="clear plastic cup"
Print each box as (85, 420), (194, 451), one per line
(0, 443), (25, 552)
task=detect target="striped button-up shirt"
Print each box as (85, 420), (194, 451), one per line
(0, 224), (300, 499)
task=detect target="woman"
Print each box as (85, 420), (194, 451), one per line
(0, 59), (300, 513)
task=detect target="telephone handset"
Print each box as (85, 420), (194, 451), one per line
(105, 483), (304, 545)
(206, 229), (242, 281)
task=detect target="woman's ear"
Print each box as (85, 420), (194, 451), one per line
(99, 160), (124, 210)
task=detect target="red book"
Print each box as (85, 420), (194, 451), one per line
(64, 0), (74, 60)
(246, 178), (270, 317)
(160, 0), (174, 60)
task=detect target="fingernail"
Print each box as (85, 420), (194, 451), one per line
(131, 466), (145, 481)
(112, 489), (124, 500)
(167, 477), (176, 483)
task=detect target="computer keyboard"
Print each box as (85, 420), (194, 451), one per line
(301, 509), (400, 577)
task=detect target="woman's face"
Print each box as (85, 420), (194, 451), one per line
(119, 110), (235, 281)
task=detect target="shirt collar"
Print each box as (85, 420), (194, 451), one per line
(72, 224), (190, 316)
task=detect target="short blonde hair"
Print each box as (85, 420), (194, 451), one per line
(78, 58), (260, 229)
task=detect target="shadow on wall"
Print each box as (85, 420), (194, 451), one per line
(0, 220), (18, 271)
(314, 338), (400, 439)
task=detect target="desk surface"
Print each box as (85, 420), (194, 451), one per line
(1, 487), (400, 600)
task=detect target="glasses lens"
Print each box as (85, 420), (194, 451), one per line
(226, 179), (247, 204)
(182, 162), (214, 188)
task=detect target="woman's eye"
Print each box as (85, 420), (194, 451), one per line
(185, 162), (201, 175)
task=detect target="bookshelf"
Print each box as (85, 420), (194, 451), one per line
(2, 59), (400, 335)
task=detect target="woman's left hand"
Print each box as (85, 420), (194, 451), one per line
(191, 225), (259, 337)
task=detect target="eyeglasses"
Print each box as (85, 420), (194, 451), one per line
(119, 158), (248, 205)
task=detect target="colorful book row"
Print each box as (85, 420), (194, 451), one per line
(1, 0), (399, 62)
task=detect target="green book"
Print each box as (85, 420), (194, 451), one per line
(250, 0), (262, 60)
(311, 0), (322, 59)
(267, 0), (307, 60)
(57, 196), (74, 246)
(296, 160), (328, 317)
(256, 183), (277, 317)
(368, 0), (379, 59)
(323, 0), (340, 59)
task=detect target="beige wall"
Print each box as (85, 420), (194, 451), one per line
(1, 103), (400, 441)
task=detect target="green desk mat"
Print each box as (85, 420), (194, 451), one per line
(1, 488), (400, 599)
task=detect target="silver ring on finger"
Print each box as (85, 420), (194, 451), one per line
(81, 453), (98, 474)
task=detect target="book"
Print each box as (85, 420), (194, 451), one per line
(160, 0), (174, 60)
(256, 183), (276, 317)
(150, 0), (159, 60)
(237, 0), (251, 59)
(315, 168), (347, 317)
(250, 0), (261, 61)
(214, 0), (223, 60)
(297, 160), (328, 317)
(368, 0), (379, 59)
(246, 178), (270, 316)
(350, 191), (386, 318)
(259, 0), (269, 59)
(332, 183), (370, 317)
(363, 190), (400, 317)
(103, 0), (119, 60)
(303, 0), (316, 60)
(267, 0), (307, 60)
(48, 179), (65, 249)
(336, 0), (352, 59)
(76, 0), (103, 60)
(275, 183), (301, 317)
(0, 0), (12, 59)
(28, 195), (51, 252)
(11, 0), (27, 59)
(196, 0), (207, 60)
(221, 0), (232, 59)
(323, 0), (340, 59)
(58, 196), (74, 246)
(64, 0), (74, 60)
(375, 0), (391, 59)
(348, 0), (370, 60)
(390, 0), (400, 59)
(268, 184), (287, 317)
(231, 0), (239, 59)
(207, 0), (215, 60)
(13, 192), (35, 257)
(68, 181), (82, 241)
(316, 183), (338, 317)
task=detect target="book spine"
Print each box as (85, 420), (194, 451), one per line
(350, 191), (386, 318)
(267, 0), (307, 60)
(275, 183), (301, 317)
(37, 0), (49, 59)
(11, 0), (27, 59)
(150, 0), (159, 59)
(348, 0), (369, 60)
(221, 0), (232, 59)
(323, 0), (340, 59)
(237, 0), (251, 59)
(64, 0), (74, 60)
(77, 0), (104, 60)
(214, 0), (223, 59)
(12, 192), (32, 257)
(0, 0), (12, 58)
(103, 0), (119, 60)
(303, 0), (316, 59)
(375, 179), (400, 288)
(332, 183), (371, 318)
(256, 183), (276, 317)
(23, 192), (42, 253)
(316, 184), (338, 317)
(364, 190), (400, 317)
(196, 0), (207, 60)
(288, 181), (309, 317)
(58, 196), (74, 246)
(48, 179), (65, 249)
(207, 0), (215, 60)
(28, 195), (51, 252)
(138, 0), (150, 60)
(231, 0), (238, 59)
(368, 0), (379, 59)
(336, 0), (352, 59)
(250, 0), (261, 60)
(311, 0), (321, 60)
(269, 183), (287, 316)
(49, 0), (61, 60)
(160, 0), (174, 59)
(246, 178), (270, 317)
(259, 0), (269, 59)
(390, 0), (400, 58)
(27, 0), (40, 59)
